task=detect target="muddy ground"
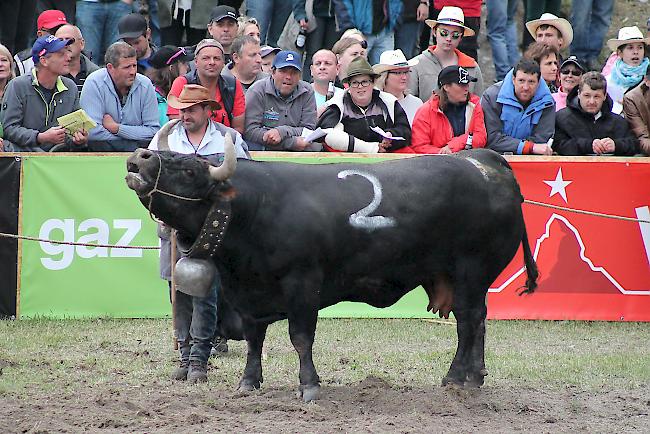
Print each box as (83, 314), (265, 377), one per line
(1, 372), (647, 433)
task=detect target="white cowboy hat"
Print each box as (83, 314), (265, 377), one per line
(425, 6), (475, 37)
(607, 26), (650, 52)
(372, 49), (419, 74)
(525, 13), (573, 47)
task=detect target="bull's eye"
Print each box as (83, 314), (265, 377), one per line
(184, 169), (195, 177)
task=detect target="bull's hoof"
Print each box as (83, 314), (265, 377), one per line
(441, 375), (464, 388)
(296, 384), (320, 402)
(237, 378), (261, 393)
(464, 370), (487, 388)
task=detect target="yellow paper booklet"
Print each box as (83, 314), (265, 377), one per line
(57, 109), (97, 135)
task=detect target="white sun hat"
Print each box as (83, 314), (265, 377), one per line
(425, 6), (475, 37)
(372, 49), (419, 74)
(525, 13), (573, 47)
(606, 26), (650, 52)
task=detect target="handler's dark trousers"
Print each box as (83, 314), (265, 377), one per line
(174, 278), (218, 364)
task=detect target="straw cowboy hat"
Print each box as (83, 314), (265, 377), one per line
(167, 84), (221, 110)
(525, 13), (573, 47)
(607, 26), (650, 52)
(425, 6), (475, 37)
(372, 49), (419, 74)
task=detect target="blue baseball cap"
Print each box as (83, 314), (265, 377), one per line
(32, 35), (74, 64)
(272, 50), (302, 71)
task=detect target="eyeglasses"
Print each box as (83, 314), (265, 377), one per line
(438, 28), (463, 40)
(560, 68), (583, 76)
(388, 70), (409, 76)
(348, 79), (373, 88)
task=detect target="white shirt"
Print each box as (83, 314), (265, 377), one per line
(148, 120), (249, 158)
(398, 94), (424, 126)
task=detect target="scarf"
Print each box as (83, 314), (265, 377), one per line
(610, 57), (650, 89)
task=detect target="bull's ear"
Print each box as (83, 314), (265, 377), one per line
(208, 133), (237, 181)
(215, 180), (237, 201)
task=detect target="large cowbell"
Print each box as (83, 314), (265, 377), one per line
(174, 257), (217, 297)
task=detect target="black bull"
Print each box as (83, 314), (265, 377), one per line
(125, 145), (538, 401)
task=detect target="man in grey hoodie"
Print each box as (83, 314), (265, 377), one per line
(244, 50), (317, 151)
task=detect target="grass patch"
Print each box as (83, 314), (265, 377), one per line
(0, 318), (648, 398)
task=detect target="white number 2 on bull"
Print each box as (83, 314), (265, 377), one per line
(337, 170), (397, 231)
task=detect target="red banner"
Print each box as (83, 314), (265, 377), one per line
(489, 159), (650, 321)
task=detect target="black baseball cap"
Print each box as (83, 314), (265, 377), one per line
(437, 65), (477, 87)
(149, 46), (194, 69)
(560, 55), (585, 72)
(118, 13), (148, 40)
(210, 5), (238, 23)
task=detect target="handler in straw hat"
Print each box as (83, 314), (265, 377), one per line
(372, 49), (422, 126)
(148, 83), (248, 383)
(525, 13), (573, 54)
(408, 6), (484, 100)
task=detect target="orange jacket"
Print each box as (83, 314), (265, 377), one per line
(408, 93), (487, 154)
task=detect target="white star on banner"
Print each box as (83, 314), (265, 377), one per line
(543, 168), (572, 203)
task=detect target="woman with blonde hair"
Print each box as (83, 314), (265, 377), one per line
(332, 37), (368, 84)
(373, 49), (423, 125)
(0, 43), (15, 151)
(0, 44), (15, 102)
(237, 16), (261, 42)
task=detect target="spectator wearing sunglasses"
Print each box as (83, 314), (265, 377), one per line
(316, 56), (411, 153)
(409, 7), (483, 101)
(146, 45), (193, 126)
(372, 49), (422, 126)
(552, 56), (585, 111)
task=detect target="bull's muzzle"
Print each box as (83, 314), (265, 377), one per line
(125, 148), (156, 194)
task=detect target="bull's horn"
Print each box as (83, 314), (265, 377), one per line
(209, 132), (237, 181)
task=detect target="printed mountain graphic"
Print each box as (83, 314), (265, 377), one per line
(534, 217), (620, 294)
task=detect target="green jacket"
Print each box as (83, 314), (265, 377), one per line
(0, 69), (80, 152)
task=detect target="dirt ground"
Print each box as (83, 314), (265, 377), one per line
(1, 371), (647, 433)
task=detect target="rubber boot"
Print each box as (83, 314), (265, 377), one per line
(171, 360), (189, 381)
(187, 361), (208, 383)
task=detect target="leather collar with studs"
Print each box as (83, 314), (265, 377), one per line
(177, 199), (231, 260)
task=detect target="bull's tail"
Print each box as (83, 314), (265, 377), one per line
(519, 223), (538, 295)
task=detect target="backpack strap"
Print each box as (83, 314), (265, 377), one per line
(219, 74), (236, 124)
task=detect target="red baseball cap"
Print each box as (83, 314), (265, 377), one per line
(37, 10), (68, 31)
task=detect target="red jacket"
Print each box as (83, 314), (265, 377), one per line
(408, 93), (487, 154)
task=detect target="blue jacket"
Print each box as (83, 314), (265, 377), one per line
(481, 69), (556, 154)
(332, 0), (402, 34)
(80, 68), (160, 143)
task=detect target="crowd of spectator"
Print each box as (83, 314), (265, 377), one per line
(1, 0), (649, 158)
